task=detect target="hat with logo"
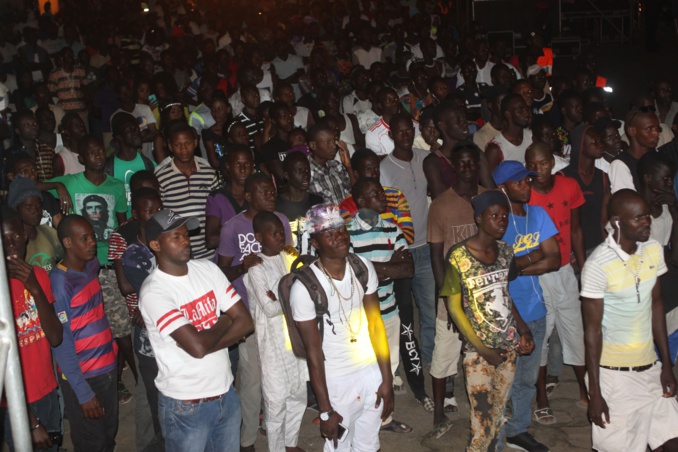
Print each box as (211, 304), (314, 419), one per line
(146, 209), (200, 242)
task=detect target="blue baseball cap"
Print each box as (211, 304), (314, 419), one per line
(492, 161), (537, 186)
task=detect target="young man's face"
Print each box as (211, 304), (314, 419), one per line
(525, 148), (554, 185)
(311, 226), (350, 259)
(390, 119), (415, 150)
(64, 116), (87, 141)
(118, 120), (143, 149)
(442, 110), (469, 141)
(310, 130), (338, 161)
(583, 128), (605, 159)
(17, 196), (43, 228)
(16, 115), (39, 141)
(502, 177), (531, 204)
(532, 123), (559, 154)
(507, 97), (531, 128)
(379, 91), (401, 116)
(168, 131), (198, 164)
(242, 89), (261, 110)
(8, 159), (37, 182)
(601, 126), (622, 154)
(354, 156), (381, 180)
(133, 197), (162, 226)
(79, 140), (107, 171)
(273, 107), (294, 132)
(275, 86), (295, 106)
(247, 181), (277, 213)
(478, 204), (509, 239)
(154, 225), (192, 265)
(36, 109), (56, 133)
(284, 158), (311, 191)
(451, 150), (480, 185)
(226, 151), (254, 185)
(64, 220), (98, 262)
(562, 98), (583, 124)
(357, 181), (387, 215)
(256, 221), (286, 255)
(629, 114), (661, 149)
(617, 199), (651, 244)
(1, 219), (27, 260)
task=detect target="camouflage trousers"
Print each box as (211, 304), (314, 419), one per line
(99, 267), (132, 338)
(463, 350), (516, 452)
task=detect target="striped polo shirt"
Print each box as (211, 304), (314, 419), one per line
(50, 259), (117, 403)
(236, 111), (263, 153)
(155, 157), (218, 260)
(348, 211), (407, 320)
(581, 235), (667, 367)
(339, 186), (414, 245)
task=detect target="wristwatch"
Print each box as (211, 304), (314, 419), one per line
(319, 410), (335, 421)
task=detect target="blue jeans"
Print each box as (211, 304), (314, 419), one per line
(3, 388), (60, 452)
(410, 245), (436, 366)
(505, 316), (546, 438)
(159, 386), (241, 452)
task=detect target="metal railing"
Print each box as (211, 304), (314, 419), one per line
(0, 242), (32, 451)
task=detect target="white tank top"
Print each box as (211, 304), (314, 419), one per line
(490, 129), (533, 164)
(56, 146), (86, 175)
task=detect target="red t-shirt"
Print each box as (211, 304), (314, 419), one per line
(529, 175), (585, 267)
(10, 267), (58, 403)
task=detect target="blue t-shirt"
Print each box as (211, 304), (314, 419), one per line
(502, 204), (557, 322)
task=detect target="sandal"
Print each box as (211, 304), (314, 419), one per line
(443, 396), (458, 413)
(416, 395), (435, 413)
(380, 420), (413, 434)
(545, 379), (559, 396)
(424, 420), (452, 439)
(533, 407), (557, 425)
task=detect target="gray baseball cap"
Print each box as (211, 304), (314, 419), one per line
(146, 209), (200, 242)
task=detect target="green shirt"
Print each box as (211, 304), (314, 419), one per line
(111, 153), (156, 217)
(47, 172), (127, 264)
(26, 225), (63, 273)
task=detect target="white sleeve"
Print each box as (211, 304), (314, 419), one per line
(342, 95), (352, 115)
(359, 256), (379, 296)
(140, 104), (156, 125)
(365, 128), (380, 154)
(608, 160), (636, 193)
(245, 265), (283, 318)
(290, 279), (317, 322)
(140, 282), (190, 339)
(580, 258), (607, 299)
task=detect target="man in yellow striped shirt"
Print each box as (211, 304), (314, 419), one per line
(581, 189), (678, 452)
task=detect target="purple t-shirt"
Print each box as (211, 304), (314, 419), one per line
(205, 189), (246, 226)
(216, 211), (292, 307)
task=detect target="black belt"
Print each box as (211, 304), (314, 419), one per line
(600, 362), (655, 372)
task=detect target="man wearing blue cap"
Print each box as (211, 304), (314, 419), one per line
(493, 160), (560, 452)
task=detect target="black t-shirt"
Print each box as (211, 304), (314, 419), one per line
(276, 192), (323, 222)
(258, 135), (290, 166)
(561, 165), (606, 251)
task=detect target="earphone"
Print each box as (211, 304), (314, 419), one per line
(614, 220), (620, 228)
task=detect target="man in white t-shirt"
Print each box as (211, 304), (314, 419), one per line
(290, 203), (394, 451)
(139, 209), (254, 452)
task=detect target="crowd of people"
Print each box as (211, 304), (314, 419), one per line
(1, 0), (678, 451)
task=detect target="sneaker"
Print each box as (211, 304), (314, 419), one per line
(117, 381), (133, 404)
(506, 432), (549, 452)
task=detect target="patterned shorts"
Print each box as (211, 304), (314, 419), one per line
(99, 268), (132, 338)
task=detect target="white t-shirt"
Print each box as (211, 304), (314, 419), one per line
(290, 256), (379, 377)
(111, 104), (157, 161)
(365, 117), (421, 156)
(139, 259), (241, 400)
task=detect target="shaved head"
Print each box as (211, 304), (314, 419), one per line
(608, 189), (646, 220)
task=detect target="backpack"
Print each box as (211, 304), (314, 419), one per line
(278, 253), (369, 359)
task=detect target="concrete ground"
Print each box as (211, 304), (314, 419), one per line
(58, 359), (678, 451)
